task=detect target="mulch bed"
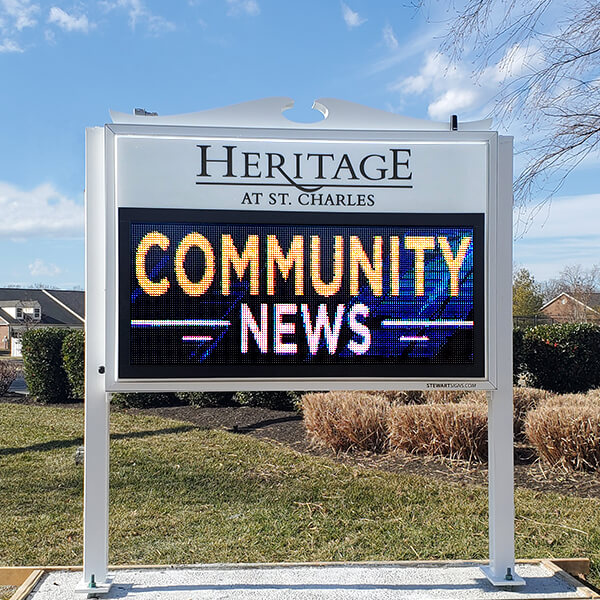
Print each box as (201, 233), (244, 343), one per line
(3, 394), (600, 499)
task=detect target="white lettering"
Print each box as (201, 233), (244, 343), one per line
(347, 303), (371, 355)
(301, 304), (345, 355)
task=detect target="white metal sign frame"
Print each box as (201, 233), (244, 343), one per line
(81, 98), (522, 592)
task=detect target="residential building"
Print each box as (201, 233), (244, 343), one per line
(539, 292), (600, 324)
(0, 288), (84, 357)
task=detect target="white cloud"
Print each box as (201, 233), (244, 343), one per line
(382, 24), (397, 50)
(0, 37), (21, 51)
(101, 0), (175, 34)
(493, 43), (543, 81)
(144, 12), (175, 34)
(226, 0), (259, 17)
(0, 0), (39, 31)
(391, 41), (543, 121)
(395, 52), (455, 95)
(341, 2), (365, 29)
(514, 194), (600, 281)
(516, 194), (600, 239)
(0, 181), (83, 239)
(28, 258), (61, 277)
(369, 24), (447, 76)
(48, 7), (90, 33)
(428, 89), (478, 120)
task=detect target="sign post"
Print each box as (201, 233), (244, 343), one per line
(81, 98), (523, 592)
(482, 136), (522, 585)
(79, 127), (112, 594)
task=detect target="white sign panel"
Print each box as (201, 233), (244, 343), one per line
(102, 106), (500, 393)
(115, 134), (488, 213)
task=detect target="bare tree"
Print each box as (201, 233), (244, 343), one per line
(430, 0), (600, 210)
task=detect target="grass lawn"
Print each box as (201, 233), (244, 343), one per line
(0, 587), (16, 600)
(1, 403), (599, 588)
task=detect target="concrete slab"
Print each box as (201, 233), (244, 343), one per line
(25, 562), (597, 600)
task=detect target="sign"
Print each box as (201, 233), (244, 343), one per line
(83, 100), (519, 592)
(103, 107), (499, 390)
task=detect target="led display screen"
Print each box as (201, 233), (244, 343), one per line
(118, 209), (484, 380)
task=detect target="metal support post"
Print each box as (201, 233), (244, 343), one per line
(481, 135), (524, 586)
(77, 127), (112, 594)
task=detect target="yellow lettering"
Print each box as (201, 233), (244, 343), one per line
(438, 236), (472, 296)
(221, 234), (259, 295)
(135, 231), (170, 297)
(350, 236), (382, 296)
(311, 235), (343, 296)
(267, 235), (304, 295)
(390, 235), (400, 296)
(174, 233), (215, 296)
(405, 236), (435, 296)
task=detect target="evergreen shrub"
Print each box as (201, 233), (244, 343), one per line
(175, 391), (235, 407)
(62, 329), (85, 399)
(523, 323), (600, 393)
(513, 327), (527, 384)
(234, 390), (299, 411)
(110, 392), (182, 409)
(22, 328), (72, 403)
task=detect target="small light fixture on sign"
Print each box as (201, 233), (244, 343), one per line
(134, 108), (158, 116)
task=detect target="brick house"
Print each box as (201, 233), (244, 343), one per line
(0, 288), (84, 357)
(539, 292), (600, 324)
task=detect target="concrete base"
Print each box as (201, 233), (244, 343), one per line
(22, 561), (598, 600)
(74, 576), (113, 596)
(480, 565), (526, 587)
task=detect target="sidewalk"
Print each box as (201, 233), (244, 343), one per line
(18, 561), (599, 600)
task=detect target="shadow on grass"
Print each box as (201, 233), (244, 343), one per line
(0, 425), (198, 457)
(233, 415), (302, 434)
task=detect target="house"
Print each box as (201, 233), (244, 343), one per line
(0, 288), (84, 357)
(539, 292), (600, 324)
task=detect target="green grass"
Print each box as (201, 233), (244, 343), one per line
(0, 587), (16, 600)
(1, 403), (599, 588)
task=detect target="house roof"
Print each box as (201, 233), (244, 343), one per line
(540, 292), (600, 314)
(0, 300), (41, 308)
(42, 289), (85, 320)
(0, 288), (84, 326)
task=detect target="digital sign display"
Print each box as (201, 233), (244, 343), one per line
(118, 209), (484, 380)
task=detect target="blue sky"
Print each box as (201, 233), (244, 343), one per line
(0, 0), (597, 288)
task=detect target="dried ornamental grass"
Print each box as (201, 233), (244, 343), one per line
(525, 395), (600, 471)
(423, 387), (550, 439)
(512, 387), (552, 437)
(421, 389), (487, 404)
(422, 389), (470, 404)
(538, 392), (597, 409)
(388, 402), (488, 462)
(377, 390), (426, 405)
(585, 388), (600, 402)
(301, 391), (390, 453)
